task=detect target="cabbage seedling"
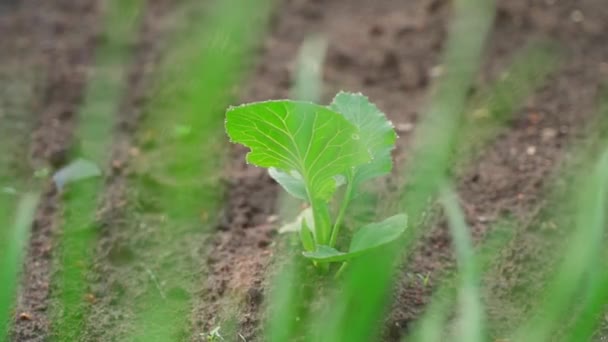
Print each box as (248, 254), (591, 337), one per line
(225, 92), (406, 267)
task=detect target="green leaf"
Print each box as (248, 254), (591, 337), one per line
(330, 92), (397, 186)
(302, 245), (347, 262)
(226, 100), (370, 201)
(303, 214), (407, 262)
(52, 159), (102, 190)
(348, 214), (407, 253)
(269, 168), (308, 200)
(269, 168), (346, 202)
(278, 207), (313, 234)
(300, 219), (316, 252)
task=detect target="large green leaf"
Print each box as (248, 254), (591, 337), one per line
(226, 100), (370, 201)
(303, 214), (407, 262)
(330, 92), (397, 186)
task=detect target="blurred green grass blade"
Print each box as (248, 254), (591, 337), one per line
(266, 251), (311, 342)
(265, 34), (328, 342)
(0, 193), (38, 342)
(266, 259), (298, 342)
(513, 150), (608, 341)
(561, 266), (608, 341)
(406, 296), (451, 342)
(456, 41), (561, 163)
(78, 0), (144, 162)
(291, 34), (328, 102)
(468, 41), (561, 124)
(126, 0), (274, 340)
(440, 186), (483, 342)
(406, 220), (514, 342)
(405, 45), (562, 338)
(51, 0), (144, 340)
(311, 0), (496, 340)
(400, 0), (495, 231)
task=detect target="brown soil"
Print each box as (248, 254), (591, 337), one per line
(193, 156), (278, 340)
(2, 0), (608, 341)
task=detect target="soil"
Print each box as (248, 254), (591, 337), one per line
(2, 0), (608, 341)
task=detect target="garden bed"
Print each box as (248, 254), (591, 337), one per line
(2, 0), (608, 341)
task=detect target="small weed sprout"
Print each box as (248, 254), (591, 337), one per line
(201, 326), (224, 341)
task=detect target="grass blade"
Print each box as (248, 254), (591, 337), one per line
(0, 193), (38, 342)
(440, 186), (484, 342)
(311, 0), (496, 340)
(124, 0), (274, 340)
(513, 150), (608, 341)
(265, 34), (328, 342)
(51, 1), (144, 340)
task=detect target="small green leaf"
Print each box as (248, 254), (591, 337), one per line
(269, 168), (308, 200)
(330, 92), (397, 186)
(302, 245), (347, 262)
(172, 124), (192, 139)
(52, 159), (102, 190)
(278, 207), (314, 234)
(1, 186), (17, 195)
(348, 214), (407, 253)
(269, 168), (346, 201)
(300, 219), (316, 251)
(302, 214), (407, 263)
(34, 167), (51, 179)
(226, 100), (370, 201)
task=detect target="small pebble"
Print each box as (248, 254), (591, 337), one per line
(266, 215), (278, 223)
(19, 312), (32, 321)
(85, 293), (97, 304)
(429, 65), (444, 78)
(111, 159), (123, 170)
(526, 146), (537, 156)
(128, 147), (140, 157)
(599, 62), (608, 75)
(396, 122), (414, 133)
(570, 10), (584, 23)
(541, 128), (557, 141)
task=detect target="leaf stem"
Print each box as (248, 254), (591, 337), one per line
(334, 262), (348, 279)
(329, 177), (355, 247)
(310, 198), (331, 245)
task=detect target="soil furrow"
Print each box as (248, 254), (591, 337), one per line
(11, 1), (102, 341)
(78, 1), (172, 340)
(194, 156), (278, 340)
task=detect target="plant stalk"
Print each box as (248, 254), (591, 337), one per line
(310, 198), (331, 245)
(329, 178), (355, 247)
(334, 262), (348, 279)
